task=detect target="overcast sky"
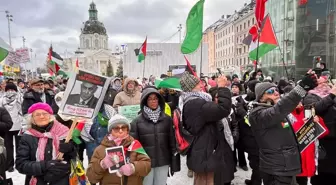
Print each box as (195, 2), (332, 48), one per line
(0, 0), (248, 68)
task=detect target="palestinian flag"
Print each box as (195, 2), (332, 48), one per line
(127, 140), (148, 156)
(249, 15), (278, 61)
(47, 45), (63, 74)
(72, 121), (85, 144)
(155, 77), (182, 91)
(0, 38), (11, 62)
(282, 122), (289, 128)
(134, 37), (147, 63)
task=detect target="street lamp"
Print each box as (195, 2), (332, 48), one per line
(5, 10), (13, 47)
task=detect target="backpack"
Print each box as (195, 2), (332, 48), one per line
(172, 108), (194, 156)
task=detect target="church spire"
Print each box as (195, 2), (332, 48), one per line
(89, 1), (98, 20)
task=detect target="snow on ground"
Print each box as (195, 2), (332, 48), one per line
(7, 152), (251, 185)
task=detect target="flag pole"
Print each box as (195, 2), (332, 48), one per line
(255, 32), (261, 73)
(142, 59), (146, 78)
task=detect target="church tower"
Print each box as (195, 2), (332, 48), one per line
(79, 2), (108, 50)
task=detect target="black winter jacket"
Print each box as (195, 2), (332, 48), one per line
(182, 87), (232, 173)
(130, 88), (175, 168)
(0, 107), (13, 137)
(303, 93), (336, 175)
(249, 86), (304, 176)
(22, 89), (58, 115)
(15, 123), (72, 185)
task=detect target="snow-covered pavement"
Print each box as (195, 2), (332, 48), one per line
(7, 154), (251, 185)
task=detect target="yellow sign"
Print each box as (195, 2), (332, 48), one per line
(3, 65), (20, 72)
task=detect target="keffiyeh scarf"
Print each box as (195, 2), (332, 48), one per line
(143, 106), (161, 123)
(178, 91), (212, 120)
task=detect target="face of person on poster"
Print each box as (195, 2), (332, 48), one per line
(80, 82), (98, 101)
(32, 82), (45, 94)
(111, 123), (129, 139)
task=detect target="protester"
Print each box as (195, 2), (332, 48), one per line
(22, 79), (58, 115)
(209, 87), (236, 185)
(303, 75), (336, 185)
(248, 72), (318, 185)
(113, 78), (141, 108)
(0, 106), (13, 174)
(86, 114), (151, 185)
(130, 86), (176, 185)
(104, 77), (122, 105)
(0, 83), (23, 172)
(179, 72), (232, 185)
(16, 103), (76, 185)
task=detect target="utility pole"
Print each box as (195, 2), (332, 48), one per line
(177, 24), (182, 43)
(30, 48), (34, 79)
(5, 10), (13, 47)
(22, 36), (26, 47)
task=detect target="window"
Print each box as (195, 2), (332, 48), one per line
(95, 39), (99, 48)
(252, 18), (255, 24)
(240, 25), (242, 31)
(85, 39), (90, 48)
(248, 20), (250, 27)
(244, 22), (246, 29)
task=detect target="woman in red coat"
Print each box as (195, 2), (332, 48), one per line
(291, 102), (329, 185)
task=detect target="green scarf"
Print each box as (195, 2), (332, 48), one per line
(97, 112), (109, 127)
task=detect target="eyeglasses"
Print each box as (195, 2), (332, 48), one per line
(148, 98), (158, 102)
(112, 125), (128, 132)
(33, 112), (50, 118)
(265, 88), (279, 95)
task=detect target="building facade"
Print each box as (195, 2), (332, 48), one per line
(203, 27), (216, 73)
(123, 43), (208, 78)
(233, 7), (255, 70)
(63, 2), (119, 75)
(261, 0), (336, 81)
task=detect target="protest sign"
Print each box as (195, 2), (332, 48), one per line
(296, 116), (326, 153)
(59, 69), (111, 118)
(105, 146), (126, 173)
(118, 105), (141, 121)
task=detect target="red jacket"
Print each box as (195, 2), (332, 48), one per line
(291, 107), (329, 177)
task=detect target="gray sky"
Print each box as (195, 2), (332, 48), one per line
(0, 0), (247, 68)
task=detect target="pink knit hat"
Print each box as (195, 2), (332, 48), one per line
(28, 103), (53, 114)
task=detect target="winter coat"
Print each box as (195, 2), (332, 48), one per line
(303, 93), (336, 175)
(249, 88), (303, 176)
(113, 78), (141, 108)
(0, 94), (23, 131)
(228, 109), (239, 143)
(182, 87), (232, 173)
(0, 107), (13, 138)
(214, 122), (235, 185)
(15, 123), (71, 185)
(130, 87), (176, 168)
(86, 136), (151, 185)
(291, 107), (329, 177)
(22, 89), (58, 115)
(234, 98), (259, 156)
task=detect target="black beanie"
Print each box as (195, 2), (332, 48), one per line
(5, 83), (18, 92)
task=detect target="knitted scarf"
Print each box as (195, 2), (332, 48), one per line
(25, 121), (69, 185)
(309, 83), (331, 98)
(143, 106), (161, 123)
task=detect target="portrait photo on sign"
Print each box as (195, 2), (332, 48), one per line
(60, 69), (111, 119)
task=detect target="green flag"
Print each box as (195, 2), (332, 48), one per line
(181, 0), (205, 54)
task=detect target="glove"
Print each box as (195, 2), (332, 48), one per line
(299, 73), (318, 91)
(117, 163), (135, 176)
(59, 141), (77, 160)
(59, 141), (75, 154)
(44, 160), (70, 182)
(100, 154), (119, 169)
(236, 96), (245, 104)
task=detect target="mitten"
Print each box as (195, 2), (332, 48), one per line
(100, 155), (119, 169)
(117, 163), (135, 176)
(299, 73), (318, 91)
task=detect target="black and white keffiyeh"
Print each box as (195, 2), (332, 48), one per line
(143, 106), (161, 123)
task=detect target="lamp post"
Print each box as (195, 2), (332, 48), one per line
(5, 10), (13, 47)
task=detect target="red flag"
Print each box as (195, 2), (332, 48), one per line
(76, 58), (79, 68)
(49, 68), (54, 76)
(255, 0), (268, 27)
(184, 55), (197, 77)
